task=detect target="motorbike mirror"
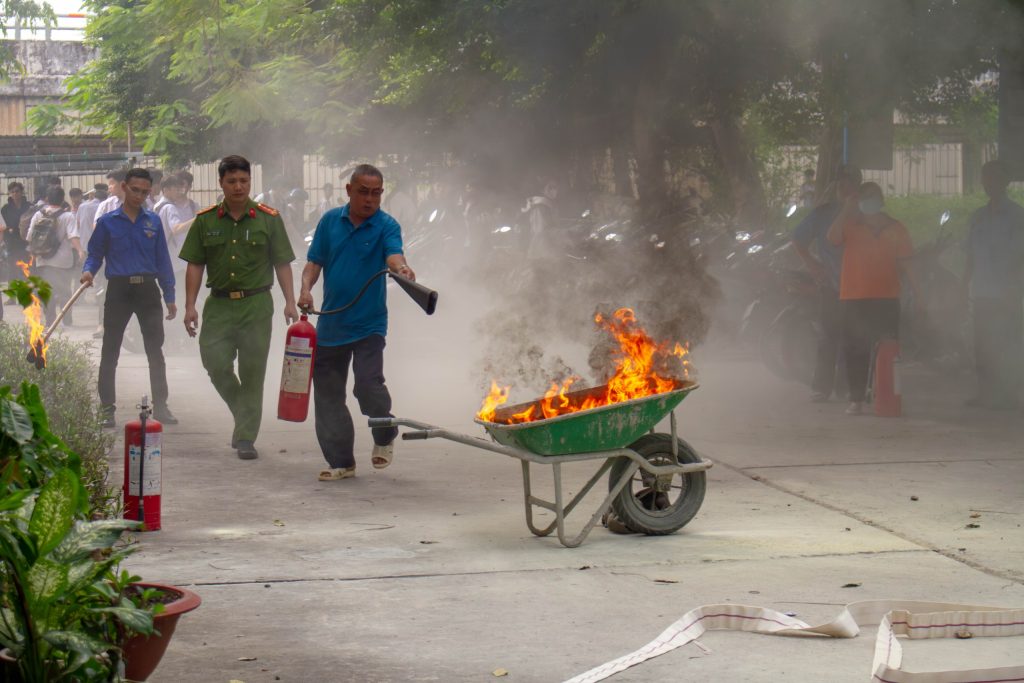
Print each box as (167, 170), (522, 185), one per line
(429, 209), (438, 223)
(786, 204), (798, 218)
(495, 225), (512, 233)
(939, 210), (951, 226)
(581, 209), (591, 218)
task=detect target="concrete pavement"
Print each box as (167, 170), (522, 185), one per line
(22, 291), (1023, 683)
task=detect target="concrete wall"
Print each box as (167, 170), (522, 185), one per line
(0, 40), (95, 135)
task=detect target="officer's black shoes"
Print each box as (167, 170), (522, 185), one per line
(100, 407), (116, 429)
(236, 440), (258, 460)
(153, 405), (178, 425)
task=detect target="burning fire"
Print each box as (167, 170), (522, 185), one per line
(477, 308), (691, 424)
(16, 258), (48, 366)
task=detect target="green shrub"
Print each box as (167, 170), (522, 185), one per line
(0, 325), (115, 516)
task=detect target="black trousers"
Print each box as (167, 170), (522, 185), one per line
(313, 334), (397, 469)
(98, 278), (169, 410)
(973, 297), (1023, 405)
(812, 287), (844, 398)
(842, 298), (900, 403)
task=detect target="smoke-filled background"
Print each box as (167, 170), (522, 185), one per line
(21, 0), (1024, 405)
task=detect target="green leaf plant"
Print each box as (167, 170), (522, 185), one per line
(0, 385), (158, 681)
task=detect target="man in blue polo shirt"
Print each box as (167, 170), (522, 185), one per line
(82, 167), (178, 427)
(298, 164), (415, 481)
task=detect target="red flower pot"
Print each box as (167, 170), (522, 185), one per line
(122, 582), (201, 681)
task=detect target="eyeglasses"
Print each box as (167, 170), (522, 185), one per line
(125, 186), (151, 197)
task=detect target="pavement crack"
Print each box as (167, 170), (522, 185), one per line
(719, 460), (1023, 585)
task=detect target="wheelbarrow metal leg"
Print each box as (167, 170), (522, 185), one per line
(521, 460), (557, 537)
(552, 458), (639, 548)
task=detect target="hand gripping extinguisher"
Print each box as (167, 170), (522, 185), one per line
(124, 395), (162, 530)
(874, 339), (902, 417)
(278, 313), (317, 421)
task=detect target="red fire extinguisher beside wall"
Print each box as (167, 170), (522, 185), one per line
(124, 395), (162, 530)
(874, 339), (902, 417)
(278, 313), (317, 422)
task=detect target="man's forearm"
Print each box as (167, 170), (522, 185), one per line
(185, 263), (204, 308)
(386, 254), (409, 271)
(275, 262), (296, 304)
(300, 262), (321, 294)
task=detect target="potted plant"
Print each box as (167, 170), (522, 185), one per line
(0, 382), (199, 681)
(121, 581), (201, 681)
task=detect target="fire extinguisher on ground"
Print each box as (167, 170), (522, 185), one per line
(124, 395), (162, 530)
(874, 339), (902, 417)
(278, 313), (317, 422)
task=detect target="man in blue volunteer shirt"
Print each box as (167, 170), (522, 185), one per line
(82, 167), (178, 427)
(297, 164), (415, 481)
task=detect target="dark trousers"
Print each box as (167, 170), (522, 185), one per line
(98, 278), (169, 410)
(812, 287), (844, 398)
(842, 298), (900, 403)
(973, 297), (1023, 405)
(313, 335), (397, 469)
(34, 264), (74, 327)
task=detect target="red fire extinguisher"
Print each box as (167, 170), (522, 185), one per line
(874, 339), (902, 417)
(278, 313), (317, 422)
(124, 395), (162, 530)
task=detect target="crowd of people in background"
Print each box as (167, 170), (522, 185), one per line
(793, 159), (1024, 415)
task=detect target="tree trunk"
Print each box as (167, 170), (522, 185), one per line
(708, 114), (768, 229)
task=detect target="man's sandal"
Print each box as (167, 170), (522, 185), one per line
(318, 467), (355, 481)
(371, 443), (394, 469)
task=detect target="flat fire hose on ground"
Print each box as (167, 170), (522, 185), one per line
(564, 600), (1024, 683)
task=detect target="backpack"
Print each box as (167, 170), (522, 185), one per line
(27, 208), (66, 259)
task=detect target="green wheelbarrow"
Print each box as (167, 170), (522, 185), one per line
(368, 380), (712, 547)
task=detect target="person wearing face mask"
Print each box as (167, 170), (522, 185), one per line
(827, 182), (919, 415)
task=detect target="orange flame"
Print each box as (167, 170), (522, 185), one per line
(15, 258), (48, 366)
(477, 381), (510, 422)
(476, 308), (691, 424)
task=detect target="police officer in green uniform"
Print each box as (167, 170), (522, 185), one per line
(180, 155), (298, 459)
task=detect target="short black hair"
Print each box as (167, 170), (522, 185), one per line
(93, 182), (107, 193)
(46, 186), (65, 206)
(7, 181), (23, 192)
(177, 169), (194, 187)
(108, 169), (127, 182)
(45, 175), (61, 187)
(125, 167), (153, 184)
(218, 155), (251, 179)
(349, 163), (384, 185)
(68, 187), (83, 199)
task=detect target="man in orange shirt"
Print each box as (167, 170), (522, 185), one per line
(827, 182), (918, 415)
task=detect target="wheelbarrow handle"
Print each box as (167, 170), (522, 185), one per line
(402, 431), (430, 440)
(368, 417), (396, 428)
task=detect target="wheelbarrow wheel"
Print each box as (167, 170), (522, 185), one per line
(608, 434), (706, 535)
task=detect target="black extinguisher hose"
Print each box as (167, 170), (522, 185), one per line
(301, 269), (437, 317)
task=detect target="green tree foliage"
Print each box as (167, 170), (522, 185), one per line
(50, 1), (1024, 216)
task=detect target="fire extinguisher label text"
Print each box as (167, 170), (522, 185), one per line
(128, 440), (161, 496)
(280, 344), (313, 394)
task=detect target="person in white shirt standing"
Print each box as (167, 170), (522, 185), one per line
(76, 183), (105, 249)
(26, 185), (83, 327)
(94, 169), (126, 226)
(157, 173), (196, 278)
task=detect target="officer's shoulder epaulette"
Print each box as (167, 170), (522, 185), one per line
(196, 204), (219, 215)
(257, 203), (279, 217)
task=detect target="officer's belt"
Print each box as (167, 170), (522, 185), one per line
(109, 274), (156, 285)
(210, 284), (273, 300)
